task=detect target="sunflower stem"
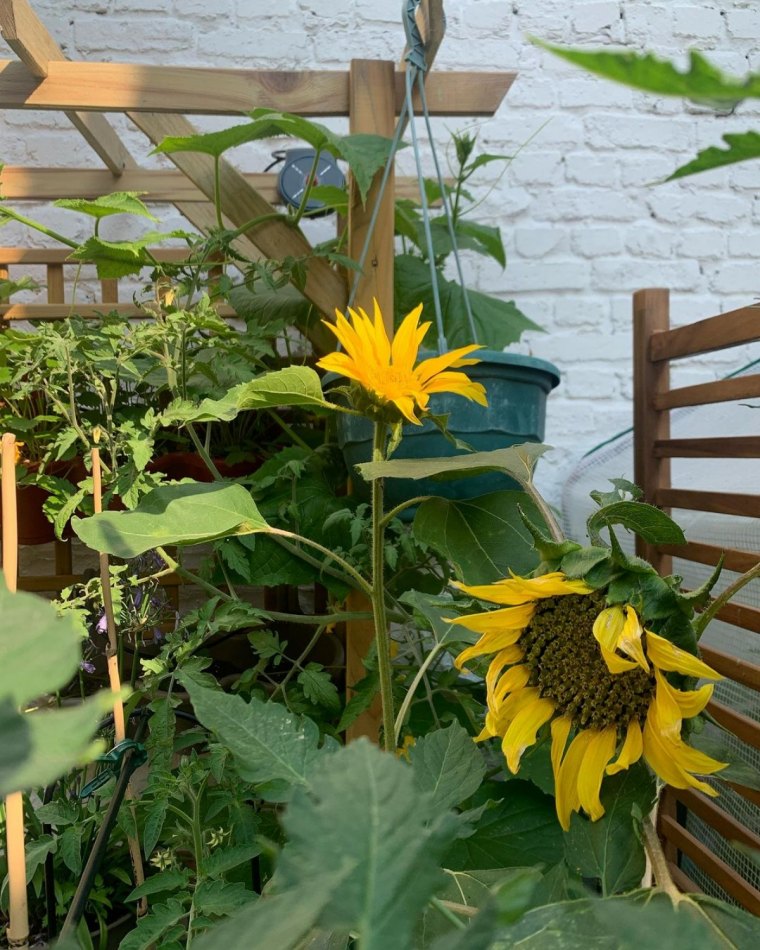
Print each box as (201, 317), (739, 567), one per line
(520, 479), (564, 544)
(371, 421), (397, 753)
(641, 809), (684, 905)
(694, 560), (760, 640)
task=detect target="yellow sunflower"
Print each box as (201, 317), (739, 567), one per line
(316, 300), (487, 425)
(451, 572), (727, 830)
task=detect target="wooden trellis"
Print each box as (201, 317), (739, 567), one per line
(0, 0), (513, 744)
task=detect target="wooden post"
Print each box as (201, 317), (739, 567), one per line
(344, 59), (396, 743)
(633, 288), (672, 576)
(2, 431), (29, 950)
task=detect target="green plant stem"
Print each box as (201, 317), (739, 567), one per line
(394, 641), (445, 746)
(271, 528), (373, 599)
(213, 157), (224, 231)
(429, 898), (468, 929)
(694, 559), (760, 639)
(641, 811), (684, 904)
(516, 476), (564, 543)
(185, 423), (223, 480)
(226, 211), (287, 241)
(266, 409), (312, 451)
(270, 622), (327, 701)
(0, 206), (79, 248)
(379, 495), (433, 529)
(290, 148), (321, 228)
(369, 422), (396, 753)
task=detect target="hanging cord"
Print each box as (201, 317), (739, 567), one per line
(346, 2), (476, 355)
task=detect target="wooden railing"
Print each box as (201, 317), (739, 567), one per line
(633, 287), (760, 913)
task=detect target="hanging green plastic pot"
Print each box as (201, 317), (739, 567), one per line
(336, 350), (560, 513)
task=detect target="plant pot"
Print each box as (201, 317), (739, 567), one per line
(0, 457), (87, 545)
(336, 351), (560, 514)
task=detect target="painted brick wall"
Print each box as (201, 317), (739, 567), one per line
(1, 0), (758, 510)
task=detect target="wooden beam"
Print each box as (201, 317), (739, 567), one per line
(128, 111), (346, 316)
(0, 0), (132, 173)
(0, 59), (514, 117)
(0, 166), (439, 204)
(401, 0), (446, 71)
(0, 2), (263, 260)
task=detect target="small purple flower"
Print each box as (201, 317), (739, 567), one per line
(80, 660), (96, 674)
(132, 587), (144, 610)
(95, 613), (108, 635)
(152, 626), (165, 643)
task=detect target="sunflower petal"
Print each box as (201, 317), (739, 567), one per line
(577, 726), (618, 821)
(600, 644), (639, 675)
(501, 697), (556, 773)
(607, 720), (644, 776)
(556, 730), (595, 832)
(551, 715), (573, 781)
(491, 664), (532, 708)
(450, 603), (536, 636)
(485, 646), (525, 696)
(642, 707), (725, 795)
(593, 605), (648, 671)
(390, 303), (425, 369)
(645, 631), (721, 681)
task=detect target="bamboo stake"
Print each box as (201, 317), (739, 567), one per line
(90, 430), (147, 915)
(2, 431), (29, 950)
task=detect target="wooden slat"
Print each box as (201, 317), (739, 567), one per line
(0, 166), (438, 204)
(708, 700), (760, 750)
(659, 814), (760, 915)
(649, 305), (760, 362)
(667, 862), (703, 894)
(656, 488), (760, 519)
(699, 646), (760, 690)
(0, 246), (194, 264)
(0, 302), (237, 321)
(654, 375), (760, 410)
(653, 436), (760, 458)
(633, 288), (672, 573)
(128, 111), (347, 317)
(0, 58), (513, 117)
(713, 600), (760, 634)
(673, 787), (760, 853)
(727, 782), (760, 808)
(658, 540), (760, 574)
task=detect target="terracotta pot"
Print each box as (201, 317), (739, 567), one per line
(0, 457), (87, 545)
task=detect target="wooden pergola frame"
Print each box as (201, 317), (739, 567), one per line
(0, 0), (514, 744)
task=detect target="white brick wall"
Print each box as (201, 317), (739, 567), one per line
(1, 0), (758, 512)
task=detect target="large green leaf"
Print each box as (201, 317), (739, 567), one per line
(534, 44), (760, 107)
(357, 443), (549, 485)
(0, 585), (107, 794)
(192, 870), (351, 950)
(275, 740), (459, 950)
(55, 191), (157, 221)
(1, 584), (85, 704)
(564, 764), (656, 897)
(160, 365), (331, 426)
(73, 482), (270, 558)
(493, 890), (760, 948)
(669, 131), (760, 180)
(413, 491), (543, 584)
(181, 678), (330, 802)
(70, 230), (189, 278)
(587, 501), (685, 547)
(0, 695), (106, 796)
(395, 254), (539, 350)
(409, 722), (486, 813)
(444, 781), (564, 871)
(153, 120), (285, 159)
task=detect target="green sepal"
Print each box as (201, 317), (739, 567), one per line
(518, 504), (580, 564)
(681, 554), (724, 613)
(559, 546), (611, 581)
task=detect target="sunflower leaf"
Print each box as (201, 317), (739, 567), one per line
(409, 722), (486, 813)
(587, 501), (685, 548)
(357, 443), (550, 485)
(564, 764), (656, 897)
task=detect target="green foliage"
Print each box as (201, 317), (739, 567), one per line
(668, 131), (760, 181)
(73, 481), (270, 558)
(409, 722), (486, 813)
(413, 491), (544, 584)
(54, 191), (158, 222)
(0, 585), (106, 795)
(395, 254), (539, 350)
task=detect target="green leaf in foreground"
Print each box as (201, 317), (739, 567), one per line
(533, 43), (760, 107)
(409, 722), (486, 813)
(668, 131), (760, 180)
(160, 365), (331, 426)
(55, 191), (157, 221)
(73, 482), (270, 558)
(493, 890), (760, 948)
(413, 491), (544, 584)
(276, 740), (460, 950)
(564, 764), (656, 896)
(587, 500), (685, 547)
(181, 678), (330, 802)
(357, 443), (549, 485)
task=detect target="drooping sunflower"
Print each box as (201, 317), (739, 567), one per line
(316, 300), (487, 425)
(451, 572), (727, 830)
